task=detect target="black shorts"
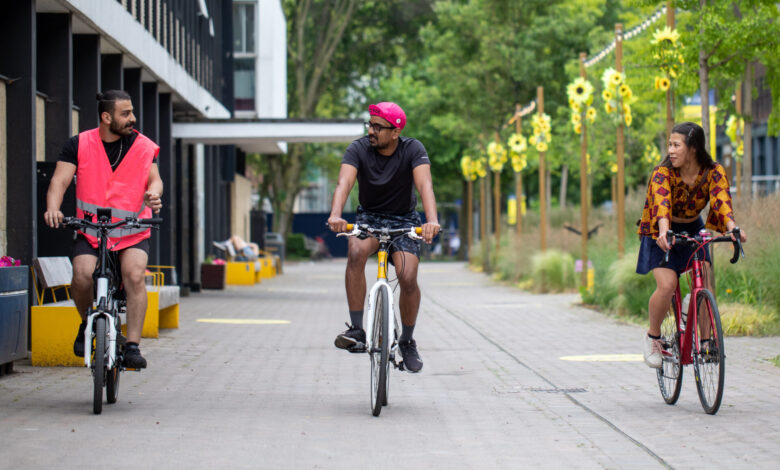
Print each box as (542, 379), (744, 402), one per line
(636, 217), (711, 275)
(355, 206), (422, 261)
(72, 233), (151, 258)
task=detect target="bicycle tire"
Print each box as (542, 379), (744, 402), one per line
(657, 294), (683, 405)
(693, 289), (725, 414)
(106, 316), (121, 404)
(93, 315), (107, 415)
(383, 307), (401, 407)
(370, 287), (389, 417)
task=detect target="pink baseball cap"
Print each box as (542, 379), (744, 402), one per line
(368, 102), (406, 129)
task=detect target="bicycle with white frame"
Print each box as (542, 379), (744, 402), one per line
(337, 223), (423, 416)
(61, 208), (161, 414)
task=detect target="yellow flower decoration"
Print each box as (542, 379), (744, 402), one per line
(510, 151), (527, 173)
(602, 68), (623, 90)
(474, 157), (487, 178)
(651, 26), (680, 47)
(566, 77), (594, 105)
(573, 122), (582, 135)
(605, 102), (616, 114)
(586, 107), (596, 123)
(624, 111), (633, 127)
(507, 133), (527, 153)
(571, 101), (582, 113)
(602, 89), (613, 101)
(571, 112), (581, 124)
(658, 77), (670, 91)
(536, 141), (549, 152)
(610, 163), (618, 174)
(619, 84), (632, 100)
(726, 115), (744, 158)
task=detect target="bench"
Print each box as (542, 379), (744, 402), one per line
(145, 265), (181, 335)
(226, 260), (262, 285)
(30, 258), (180, 366)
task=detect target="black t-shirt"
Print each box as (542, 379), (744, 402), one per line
(342, 136), (430, 214)
(57, 132), (157, 170)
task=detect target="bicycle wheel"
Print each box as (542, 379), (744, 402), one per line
(657, 295), (683, 405)
(383, 306), (401, 407)
(369, 287), (389, 417)
(93, 315), (107, 414)
(693, 289), (725, 414)
(106, 316), (121, 404)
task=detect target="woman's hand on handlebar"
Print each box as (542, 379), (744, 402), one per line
(421, 222), (441, 244)
(327, 216), (349, 233)
(657, 229), (673, 252)
(44, 209), (64, 229)
(726, 225), (747, 244)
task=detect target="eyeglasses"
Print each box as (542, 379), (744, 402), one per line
(364, 121), (395, 134)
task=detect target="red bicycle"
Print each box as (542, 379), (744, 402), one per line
(656, 227), (743, 414)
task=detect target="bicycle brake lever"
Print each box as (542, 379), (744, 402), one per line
(407, 230), (423, 241)
(337, 227), (360, 238)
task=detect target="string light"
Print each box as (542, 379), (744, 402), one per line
(584, 6), (667, 68)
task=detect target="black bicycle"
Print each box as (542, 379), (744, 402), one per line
(61, 208), (161, 414)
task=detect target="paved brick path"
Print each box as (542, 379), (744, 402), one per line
(1, 260), (778, 469)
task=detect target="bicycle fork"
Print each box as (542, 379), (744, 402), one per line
(83, 277), (118, 370)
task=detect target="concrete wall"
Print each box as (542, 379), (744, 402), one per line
(231, 173), (253, 241)
(0, 80), (6, 256)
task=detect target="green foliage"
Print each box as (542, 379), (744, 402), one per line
(720, 303), (780, 336)
(531, 249), (576, 293)
(285, 233), (309, 258)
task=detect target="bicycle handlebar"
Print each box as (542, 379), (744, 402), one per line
(662, 227), (743, 266)
(62, 216), (162, 232)
(328, 222), (422, 239)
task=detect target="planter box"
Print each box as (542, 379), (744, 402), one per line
(200, 264), (226, 290)
(0, 266), (29, 373)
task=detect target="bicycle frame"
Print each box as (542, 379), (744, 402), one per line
(364, 239), (397, 359)
(83, 223), (120, 370)
(673, 256), (707, 367)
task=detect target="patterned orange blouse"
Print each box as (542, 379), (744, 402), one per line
(637, 163), (735, 239)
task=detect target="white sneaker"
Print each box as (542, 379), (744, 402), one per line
(212, 240), (229, 252)
(643, 334), (663, 368)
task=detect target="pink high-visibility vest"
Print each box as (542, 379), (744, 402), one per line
(75, 128), (159, 251)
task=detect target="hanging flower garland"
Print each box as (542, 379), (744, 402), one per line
(566, 77), (596, 134)
(487, 141), (508, 172)
(725, 115), (744, 160)
(601, 67), (634, 127)
(460, 155), (477, 181)
(642, 143), (662, 165)
(529, 113), (552, 152)
(650, 26), (684, 94)
(507, 133), (528, 173)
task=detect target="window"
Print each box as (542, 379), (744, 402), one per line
(233, 2), (255, 54)
(234, 58), (255, 111)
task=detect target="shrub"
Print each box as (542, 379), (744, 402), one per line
(531, 249), (575, 293)
(286, 233), (309, 258)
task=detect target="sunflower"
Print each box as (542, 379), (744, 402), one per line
(573, 122), (582, 135)
(624, 111), (633, 127)
(586, 107), (596, 122)
(610, 163), (618, 174)
(571, 101), (582, 113)
(536, 142), (548, 152)
(658, 77), (670, 91)
(651, 26), (680, 46)
(619, 84), (632, 100)
(511, 152), (527, 173)
(474, 158), (487, 178)
(571, 112), (581, 124)
(508, 133), (527, 153)
(605, 102), (616, 114)
(487, 141), (507, 163)
(566, 77), (594, 105)
(622, 103), (631, 116)
(602, 89), (613, 101)
(460, 155), (473, 179)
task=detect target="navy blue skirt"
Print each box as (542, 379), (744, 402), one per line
(636, 217), (712, 275)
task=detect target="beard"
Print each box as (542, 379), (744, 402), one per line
(109, 119), (134, 137)
(369, 136), (388, 151)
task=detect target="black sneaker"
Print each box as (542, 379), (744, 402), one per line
(334, 323), (366, 353)
(124, 344), (147, 369)
(73, 321), (87, 357)
(399, 339), (423, 373)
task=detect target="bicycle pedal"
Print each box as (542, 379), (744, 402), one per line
(124, 367), (141, 372)
(347, 343), (367, 354)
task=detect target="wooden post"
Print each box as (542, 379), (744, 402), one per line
(579, 53), (589, 288)
(467, 179), (474, 256)
(735, 84), (742, 198)
(742, 64), (753, 200)
(665, 1), (675, 144)
(616, 23), (625, 257)
(538, 86), (547, 252)
(493, 133), (502, 251)
(514, 104), (523, 240)
(480, 173), (488, 272)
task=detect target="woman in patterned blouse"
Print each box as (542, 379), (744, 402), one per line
(636, 122), (747, 368)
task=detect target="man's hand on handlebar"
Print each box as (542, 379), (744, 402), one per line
(44, 209), (65, 229)
(420, 222), (441, 244)
(327, 216), (349, 234)
(144, 191), (162, 214)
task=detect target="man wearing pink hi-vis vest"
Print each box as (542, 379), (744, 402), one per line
(44, 90), (163, 369)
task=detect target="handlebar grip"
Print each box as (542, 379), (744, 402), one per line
(729, 227), (741, 264)
(660, 230), (675, 266)
(139, 218), (163, 224)
(346, 223), (354, 231)
(415, 227), (422, 235)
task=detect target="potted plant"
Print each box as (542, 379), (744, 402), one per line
(200, 256), (226, 290)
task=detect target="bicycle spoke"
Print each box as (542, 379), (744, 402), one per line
(693, 289), (725, 414)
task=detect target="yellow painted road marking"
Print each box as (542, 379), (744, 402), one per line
(560, 354), (643, 362)
(430, 282), (479, 286)
(265, 288), (328, 294)
(197, 319), (291, 325)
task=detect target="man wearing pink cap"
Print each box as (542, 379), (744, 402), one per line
(327, 102), (440, 373)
